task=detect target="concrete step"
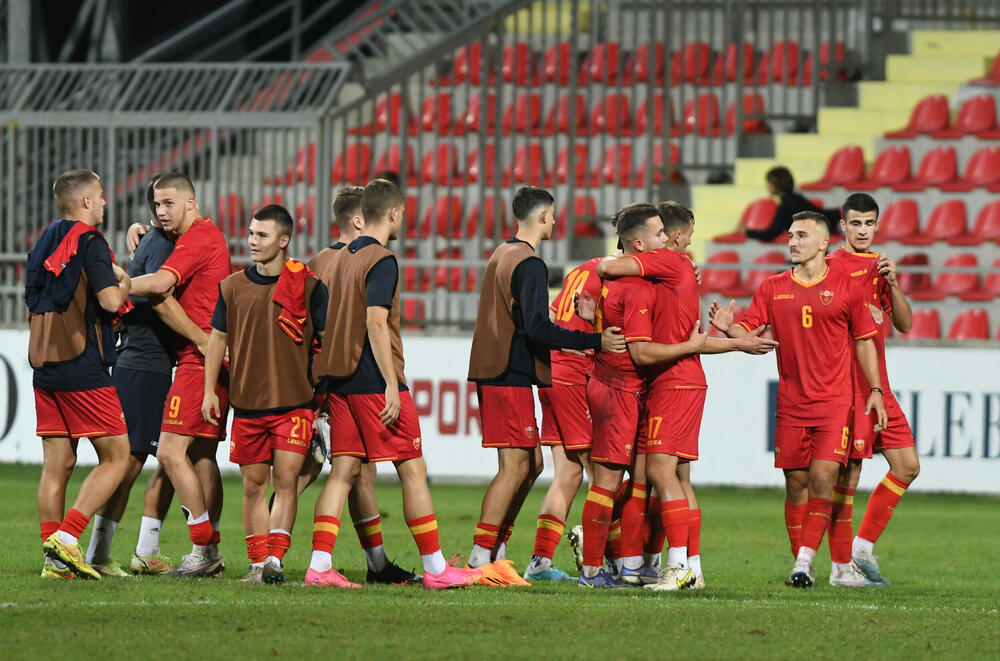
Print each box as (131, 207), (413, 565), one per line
(774, 133), (875, 164)
(817, 107), (910, 137)
(886, 54), (991, 84)
(911, 30), (1000, 58)
(858, 81), (959, 110)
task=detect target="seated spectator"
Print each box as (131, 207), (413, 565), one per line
(745, 166), (839, 240)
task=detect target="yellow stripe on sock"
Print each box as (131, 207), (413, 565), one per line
(832, 492), (855, 505)
(314, 522), (340, 535)
(408, 521), (438, 535)
(537, 519), (565, 533)
(362, 522), (382, 536)
(881, 476), (907, 496)
(630, 484), (648, 498)
(607, 527), (622, 541)
(586, 490), (615, 508)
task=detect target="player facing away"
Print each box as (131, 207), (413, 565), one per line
(304, 186), (419, 585)
(825, 193), (919, 586)
(467, 186), (627, 587)
(128, 172), (232, 576)
(711, 211), (888, 588)
(523, 255), (603, 582)
(27, 169), (132, 579)
(304, 178), (480, 590)
(598, 202), (778, 590)
(202, 204), (328, 584)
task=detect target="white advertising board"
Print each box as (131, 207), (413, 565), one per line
(1, 330), (998, 493)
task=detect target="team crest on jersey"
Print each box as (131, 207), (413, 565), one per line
(854, 438), (866, 452)
(526, 426), (535, 439)
(639, 308), (648, 314)
(868, 303), (884, 325)
(820, 290), (834, 305)
(413, 437), (422, 450)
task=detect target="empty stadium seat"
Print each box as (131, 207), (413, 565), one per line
(426, 196), (463, 238)
(252, 193), (285, 216)
(420, 93), (454, 135)
(295, 196), (315, 235)
(590, 93), (634, 136)
(803, 41), (847, 82)
(634, 93), (674, 136)
(960, 257), (1000, 301)
(635, 142), (682, 186)
(969, 50), (1000, 86)
(671, 41), (712, 84)
(350, 92), (411, 135)
(950, 200), (1000, 245)
(931, 94), (998, 138)
(896, 253), (931, 295)
(556, 195), (597, 239)
(743, 251), (787, 292)
(724, 93), (767, 136)
(450, 43), (485, 85)
(876, 199), (920, 242)
(899, 308), (941, 339)
(330, 143), (372, 185)
(711, 42), (754, 85)
(542, 42), (573, 85)
(901, 199), (967, 245)
(502, 93), (543, 135)
(502, 42), (538, 85)
(700, 250), (743, 297)
(465, 195), (511, 238)
(402, 299), (426, 328)
(216, 193), (246, 237)
(592, 144), (637, 187)
(909, 253), (979, 300)
(543, 93), (588, 135)
(547, 143), (591, 187)
(580, 42), (622, 84)
(627, 42), (665, 84)
(885, 94), (950, 139)
(682, 93), (720, 136)
(854, 145), (911, 190)
(948, 308), (990, 340)
(504, 143), (546, 186)
(375, 144), (418, 186)
(461, 92), (496, 135)
(892, 146), (957, 191)
(756, 41), (801, 84)
(801, 145), (865, 190)
(421, 144), (462, 186)
(466, 143), (497, 184)
(940, 146), (1000, 191)
(713, 198), (778, 243)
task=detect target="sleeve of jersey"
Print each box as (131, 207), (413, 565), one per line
(83, 235), (119, 292)
(160, 231), (197, 286)
(736, 283), (769, 333)
(310, 279), (329, 332)
(849, 287), (878, 341)
(628, 250), (684, 286)
(364, 256), (398, 309)
(878, 275), (894, 314)
(622, 283), (654, 342)
(209, 284), (227, 333)
(514, 258), (602, 351)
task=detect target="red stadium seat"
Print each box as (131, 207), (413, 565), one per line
(876, 199), (920, 242)
(901, 199), (967, 245)
(950, 200), (1000, 245)
(896, 253), (931, 295)
(682, 93), (720, 136)
(502, 93), (543, 135)
(591, 144), (637, 187)
(420, 93), (454, 135)
(931, 95), (998, 138)
(425, 196), (463, 238)
(801, 145), (865, 190)
(627, 43), (665, 84)
(461, 92), (496, 135)
(402, 299), (426, 329)
(465, 195), (511, 238)
(556, 195), (597, 239)
(940, 146), (1000, 191)
(634, 93), (675, 136)
(216, 193), (246, 237)
(969, 50), (1000, 86)
(724, 93), (767, 136)
(743, 251), (787, 292)
(635, 142), (682, 186)
(898, 308), (940, 339)
(502, 42), (538, 85)
(885, 95), (950, 139)
(547, 143), (591, 187)
(580, 42), (622, 84)
(590, 93), (634, 136)
(713, 198), (778, 243)
(504, 143), (546, 186)
(295, 196), (315, 236)
(543, 93), (589, 135)
(910, 253), (980, 300)
(804, 41), (847, 83)
(854, 145), (911, 190)
(542, 42), (573, 85)
(375, 144), (418, 186)
(670, 41), (712, 84)
(757, 41), (801, 84)
(947, 308), (990, 340)
(330, 143), (372, 186)
(960, 257), (1000, 301)
(252, 193), (284, 215)
(892, 146), (957, 191)
(350, 92), (411, 135)
(700, 250), (743, 297)
(711, 42), (754, 85)
(451, 43), (485, 85)
(466, 143), (497, 184)
(421, 144), (463, 186)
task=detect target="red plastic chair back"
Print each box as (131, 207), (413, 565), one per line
(375, 144), (418, 184)
(913, 146), (958, 186)
(634, 93), (674, 135)
(816, 145), (865, 187)
(900, 308), (940, 339)
(948, 308), (990, 340)
(465, 195), (510, 238)
(936, 253), (979, 296)
(725, 93), (767, 136)
(580, 42), (622, 84)
(896, 253), (931, 294)
(970, 200), (1000, 242)
(924, 200), (968, 240)
(744, 251), (786, 291)
(542, 42), (572, 85)
(543, 93), (588, 134)
(331, 143), (372, 185)
(593, 144), (635, 187)
(889, 95), (950, 136)
(953, 95), (997, 133)
(466, 143), (496, 184)
(453, 43), (484, 85)
(868, 146), (912, 186)
(711, 42), (754, 84)
(682, 93), (720, 136)
(701, 250), (741, 293)
(502, 93), (543, 135)
(877, 199), (920, 241)
(508, 144), (546, 186)
(629, 43), (665, 83)
(591, 93), (633, 135)
(741, 198), (778, 232)
(502, 42), (537, 85)
(671, 41), (711, 84)
(556, 196), (597, 239)
(958, 146), (1000, 187)
(758, 41), (800, 83)
(420, 144), (460, 185)
(420, 93), (453, 135)
(551, 144), (590, 186)
(463, 93), (497, 134)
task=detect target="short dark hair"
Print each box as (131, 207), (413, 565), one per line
(766, 166), (794, 196)
(791, 210), (830, 237)
(841, 192), (880, 220)
(53, 169), (99, 214)
(657, 201), (694, 234)
(613, 202), (660, 243)
(372, 170), (403, 191)
(333, 186), (364, 229)
(511, 186), (555, 221)
(153, 171), (195, 197)
(146, 175), (160, 217)
(361, 178), (405, 222)
(252, 204), (294, 237)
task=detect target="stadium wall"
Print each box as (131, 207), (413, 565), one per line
(1, 330), (998, 494)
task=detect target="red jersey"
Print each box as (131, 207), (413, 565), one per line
(591, 276), (653, 393)
(160, 218), (232, 366)
(630, 250), (706, 390)
(827, 248), (893, 395)
(737, 266), (878, 426)
(548, 257), (602, 385)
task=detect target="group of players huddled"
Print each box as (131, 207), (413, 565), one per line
(26, 167), (919, 590)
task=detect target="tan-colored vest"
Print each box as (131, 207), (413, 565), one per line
(219, 269), (320, 411)
(326, 242), (406, 384)
(308, 245), (347, 382)
(28, 270), (96, 368)
(468, 241), (551, 384)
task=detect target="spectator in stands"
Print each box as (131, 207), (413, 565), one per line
(745, 166), (839, 241)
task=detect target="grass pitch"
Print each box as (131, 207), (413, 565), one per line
(0, 462), (997, 660)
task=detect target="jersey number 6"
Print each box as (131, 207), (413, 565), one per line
(801, 305), (813, 328)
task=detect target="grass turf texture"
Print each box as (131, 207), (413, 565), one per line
(0, 463), (997, 660)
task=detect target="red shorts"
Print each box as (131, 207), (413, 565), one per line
(161, 365), (229, 441)
(774, 422), (850, 469)
(643, 386), (706, 461)
(230, 408), (313, 465)
(587, 378), (641, 466)
(851, 392), (915, 459)
(34, 386), (127, 439)
(333, 391), (423, 463)
(538, 381), (592, 450)
(477, 384), (539, 449)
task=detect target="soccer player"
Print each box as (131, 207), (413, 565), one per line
(523, 255), (602, 582)
(202, 204), (327, 584)
(710, 211), (887, 587)
(598, 201), (778, 591)
(128, 172), (232, 576)
(27, 169), (132, 579)
(825, 192), (919, 586)
(304, 178), (480, 590)
(305, 185), (419, 584)
(467, 186), (626, 586)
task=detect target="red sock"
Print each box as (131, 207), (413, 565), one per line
(499, 518), (516, 546)
(531, 514), (565, 560)
(210, 529), (221, 546)
(644, 495), (666, 555)
(801, 497), (833, 553)
(354, 515), (384, 549)
(473, 521), (500, 550)
(858, 472), (910, 544)
(784, 501), (806, 558)
(267, 530), (292, 561)
(828, 487), (854, 563)
(581, 486), (614, 567)
(687, 508), (702, 557)
(406, 514), (441, 555)
(661, 499), (689, 553)
(606, 520), (623, 561)
(188, 518), (214, 545)
(620, 482), (648, 558)
(312, 515), (340, 553)
(40, 520), (60, 543)
(59, 508), (90, 540)
(245, 534), (268, 563)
